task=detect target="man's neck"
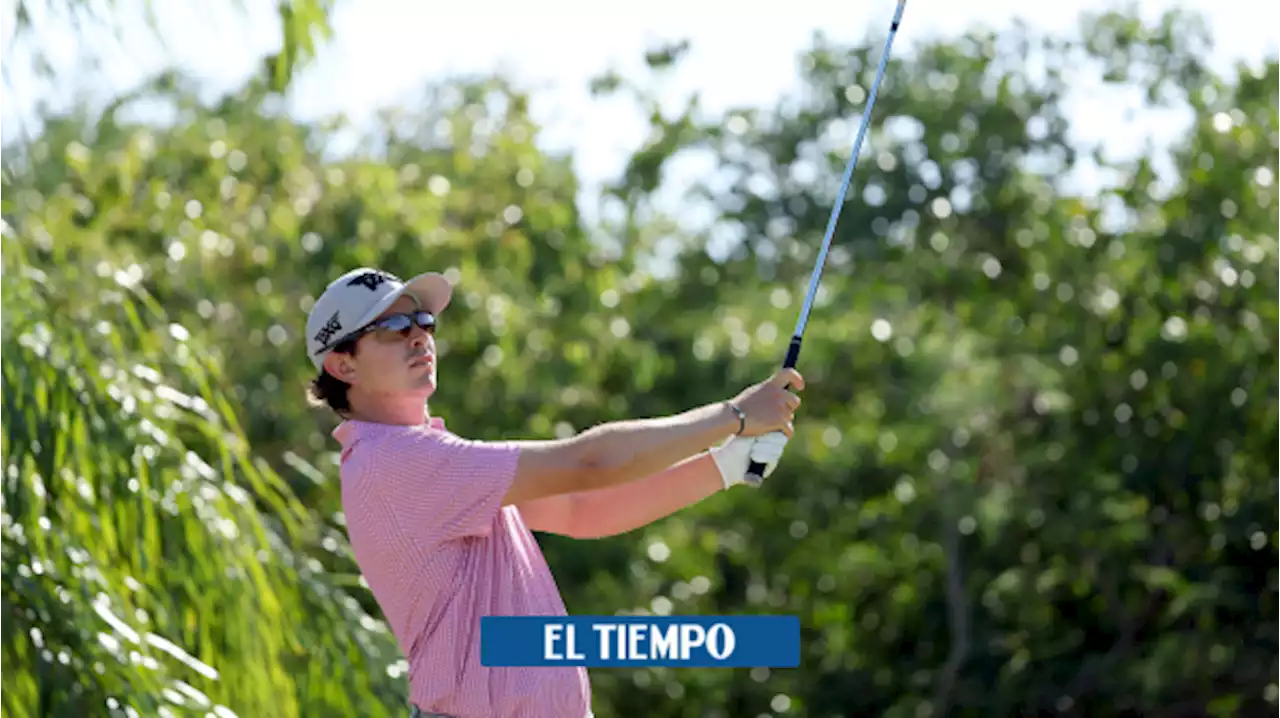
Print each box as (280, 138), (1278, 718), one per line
(346, 393), (430, 426)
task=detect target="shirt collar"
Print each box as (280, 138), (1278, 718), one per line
(332, 414), (446, 448)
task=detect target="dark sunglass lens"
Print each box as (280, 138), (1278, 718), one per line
(380, 315), (413, 332)
(415, 312), (436, 329)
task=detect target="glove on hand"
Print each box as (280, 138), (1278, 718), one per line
(709, 431), (789, 489)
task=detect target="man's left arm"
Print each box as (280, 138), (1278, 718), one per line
(518, 434), (786, 538)
(518, 452), (723, 539)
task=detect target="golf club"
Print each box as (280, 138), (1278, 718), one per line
(744, 0), (908, 485)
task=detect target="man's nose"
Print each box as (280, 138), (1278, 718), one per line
(407, 326), (430, 347)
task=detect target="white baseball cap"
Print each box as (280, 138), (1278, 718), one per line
(304, 267), (453, 371)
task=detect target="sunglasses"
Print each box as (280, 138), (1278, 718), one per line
(357, 310), (436, 341)
(319, 311), (436, 354)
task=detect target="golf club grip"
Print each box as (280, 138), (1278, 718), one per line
(744, 336), (803, 484)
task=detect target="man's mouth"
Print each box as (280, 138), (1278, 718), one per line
(409, 354), (433, 368)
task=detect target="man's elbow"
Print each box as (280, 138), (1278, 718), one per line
(566, 429), (630, 490)
(541, 462), (631, 541)
(508, 434), (624, 506)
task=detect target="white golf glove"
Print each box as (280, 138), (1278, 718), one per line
(709, 431), (790, 489)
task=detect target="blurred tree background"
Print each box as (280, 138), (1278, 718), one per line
(2, 1), (1276, 717)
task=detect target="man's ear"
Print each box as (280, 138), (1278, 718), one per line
(322, 351), (358, 384)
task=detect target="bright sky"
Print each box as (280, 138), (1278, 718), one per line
(2, 0), (1276, 224)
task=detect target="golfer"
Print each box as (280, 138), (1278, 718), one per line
(304, 267), (804, 718)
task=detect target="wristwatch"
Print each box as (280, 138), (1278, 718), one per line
(724, 402), (747, 435)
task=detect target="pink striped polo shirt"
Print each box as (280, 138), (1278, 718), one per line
(334, 417), (592, 717)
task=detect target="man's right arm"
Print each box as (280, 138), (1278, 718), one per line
(501, 369), (803, 507)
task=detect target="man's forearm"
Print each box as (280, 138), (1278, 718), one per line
(572, 402), (739, 489)
(506, 373), (791, 506)
(565, 453), (724, 538)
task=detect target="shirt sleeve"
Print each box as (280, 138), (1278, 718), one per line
(371, 426), (521, 541)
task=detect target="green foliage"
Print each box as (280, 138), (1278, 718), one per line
(8, 0), (333, 91)
(2, 4), (1276, 717)
(1, 223), (406, 717)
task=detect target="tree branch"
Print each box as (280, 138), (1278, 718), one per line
(1057, 567), (1163, 710)
(933, 461), (972, 715)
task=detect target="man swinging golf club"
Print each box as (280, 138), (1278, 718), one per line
(304, 267), (804, 718)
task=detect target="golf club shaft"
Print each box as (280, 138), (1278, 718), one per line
(744, 0), (906, 485)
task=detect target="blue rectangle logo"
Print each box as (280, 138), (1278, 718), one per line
(480, 615), (800, 668)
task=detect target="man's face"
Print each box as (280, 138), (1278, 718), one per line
(328, 295), (438, 401)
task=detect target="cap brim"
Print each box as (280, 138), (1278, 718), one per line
(347, 271), (453, 333)
(402, 271), (453, 315)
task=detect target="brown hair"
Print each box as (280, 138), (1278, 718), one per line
(306, 338), (358, 415)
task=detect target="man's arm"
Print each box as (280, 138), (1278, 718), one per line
(518, 452), (724, 539)
(500, 369), (802, 508)
(502, 403), (737, 507)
